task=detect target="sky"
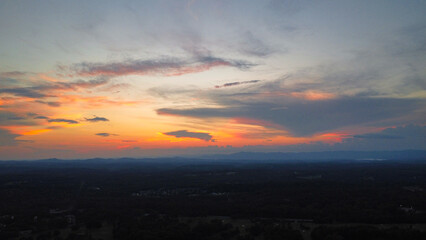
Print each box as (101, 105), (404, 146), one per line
(0, 0), (425, 160)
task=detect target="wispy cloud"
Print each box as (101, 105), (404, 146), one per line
(71, 55), (255, 77)
(163, 130), (214, 142)
(238, 31), (275, 57)
(0, 78), (110, 99)
(0, 71), (28, 78)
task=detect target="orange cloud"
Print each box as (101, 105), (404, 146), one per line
(55, 95), (141, 107)
(2, 125), (53, 136)
(22, 128), (53, 135)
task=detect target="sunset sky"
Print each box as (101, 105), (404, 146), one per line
(1, 0), (425, 160)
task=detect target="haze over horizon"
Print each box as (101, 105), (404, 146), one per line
(1, 0), (425, 160)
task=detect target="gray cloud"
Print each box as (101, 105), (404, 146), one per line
(0, 111), (37, 126)
(215, 80), (260, 89)
(219, 124), (426, 152)
(7, 116), (25, 120)
(158, 97), (424, 137)
(163, 130), (213, 142)
(34, 116), (49, 119)
(0, 88), (47, 98)
(85, 116), (109, 122)
(48, 118), (79, 124)
(373, 124), (426, 140)
(47, 126), (63, 130)
(35, 100), (62, 107)
(95, 133), (116, 137)
(0, 72), (28, 88)
(353, 133), (403, 139)
(338, 125), (426, 151)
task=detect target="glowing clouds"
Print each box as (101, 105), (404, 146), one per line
(290, 91), (336, 101)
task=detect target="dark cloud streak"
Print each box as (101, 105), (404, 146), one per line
(71, 56), (255, 77)
(215, 80), (260, 89)
(95, 133), (116, 137)
(48, 118), (79, 124)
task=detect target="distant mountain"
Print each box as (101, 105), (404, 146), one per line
(1, 150), (425, 165)
(200, 150), (426, 161)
